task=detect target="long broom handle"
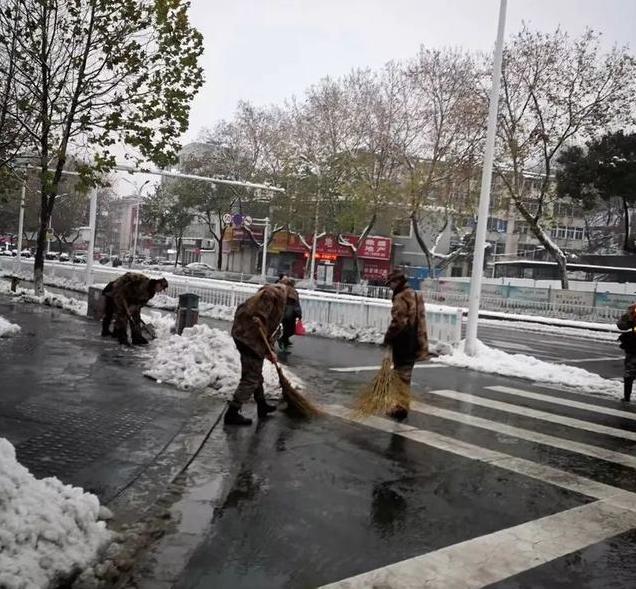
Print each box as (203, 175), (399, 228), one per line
(254, 319), (281, 369)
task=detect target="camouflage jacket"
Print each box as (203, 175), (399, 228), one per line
(110, 273), (155, 310)
(231, 284), (287, 358)
(385, 285), (429, 364)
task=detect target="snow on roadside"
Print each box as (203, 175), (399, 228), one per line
(433, 339), (622, 398)
(0, 280), (87, 316)
(0, 315), (20, 337)
(0, 438), (111, 589)
(477, 317), (620, 342)
(143, 323), (302, 398)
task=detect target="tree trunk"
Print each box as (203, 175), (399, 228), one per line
(410, 214), (434, 276)
(173, 236), (181, 268)
(623, 197), (632, 253)
(216, 234), (224, 270)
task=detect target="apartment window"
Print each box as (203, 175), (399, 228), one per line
(487, 217), (508, 233)
(516, 222), (529, 235)
(566, 227), (577, 240)
(574, 227), (584, 240)
(391, 218), (412, 238)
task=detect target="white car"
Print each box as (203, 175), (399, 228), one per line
(59, 253), (70, 262)
(0, 249), (12, 257)
(181, 262), (217, 278)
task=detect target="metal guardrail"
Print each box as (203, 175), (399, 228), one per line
(0, 257), (463, 347)
(421, 289), (624, 323)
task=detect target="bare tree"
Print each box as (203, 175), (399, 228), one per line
(495, 27), (635, 288)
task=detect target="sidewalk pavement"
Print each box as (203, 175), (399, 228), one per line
(0, 294), (226, 524)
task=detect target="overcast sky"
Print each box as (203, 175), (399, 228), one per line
(182, 0), (636, 141)
(116, 0), (635, 195)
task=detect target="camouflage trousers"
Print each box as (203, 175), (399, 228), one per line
(231, 351), (267, 408)
(391, 363), (414, 409)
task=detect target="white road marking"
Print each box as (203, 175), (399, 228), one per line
(323, 404), (632, 501)
(427, 389), (636, 442)
(487, 385), (636, 421)
(318, 500), (636, 589)
(487, 340), (535, 352)
(558, 356), (624, 363)
(329, 364), (442, 373)
(409, 401), (636, 470)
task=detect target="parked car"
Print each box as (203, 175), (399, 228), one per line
(72, 255), (87, 264)
(58, 253), (70, 262)
(45, 252), (59, 260)
(180, 262), (218, 279)
(0, 249), (12, 257)
(20, 249), (32, 258)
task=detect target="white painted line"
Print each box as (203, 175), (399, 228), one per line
(487, 385), (636, 421)
(488, 340), (535, 352)
(329, 364), (442, 373)
(559, 356), (624, 363)
(410, 401), (636, 470)
(318, 500), (636, 589)
(322, 404), (631, 501)
(427, 389), (636, 442)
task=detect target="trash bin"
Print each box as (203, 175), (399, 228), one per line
(176, 292), (199, 334)
(87, 285), (105, 320)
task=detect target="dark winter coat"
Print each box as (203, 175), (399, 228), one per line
(107, 273), (157, 312)
(384, 284), (429, 367)
(231, 284), (287, 359)
(617, 310), (636, 378)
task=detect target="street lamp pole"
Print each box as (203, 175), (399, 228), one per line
(261, 216), (270, 281)
(14, 180), (26, 274)
(85, 189), (97, 285)
(464, 0), (507, 356)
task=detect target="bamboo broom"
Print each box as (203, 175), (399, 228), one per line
(354, 348), (411, 417)
(257, 324), (322, 418)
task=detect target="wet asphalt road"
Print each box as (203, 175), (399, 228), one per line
(139, 326), (636, 589)
(1, 289), (634, 588)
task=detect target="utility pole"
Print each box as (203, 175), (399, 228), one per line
(14, 180), (26, 274)
(465, 0), (508, 356)
(261, 216), (270, 281)
(85, 190), (97, 285)
(309, 200), (319, 289)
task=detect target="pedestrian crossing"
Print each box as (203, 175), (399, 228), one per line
(320, 379), (636, 589)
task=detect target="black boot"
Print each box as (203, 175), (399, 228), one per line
(131, 334), (149, 346)
(114, 327), (128, 345)
(624, 378), (633, 402)
(257, 400), (277, 418)
(388, 406), (409, 421)
(101, 320), (111, 337)
(224, 404), (252, 426)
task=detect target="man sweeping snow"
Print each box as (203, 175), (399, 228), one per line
(225, 283), (289, 425)
(382, 270), (429, 420)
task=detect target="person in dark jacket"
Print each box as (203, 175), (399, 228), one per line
(617, 304), (636, 402)
(383, 270), (429, 420)
(226, 283), (288, 426)
(105, 273), (168, 345)
(277, 276), (302, 351)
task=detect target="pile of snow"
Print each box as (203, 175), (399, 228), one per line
(434, 339), (622, 398)
(0, 280), (87, 317)
(144, 323), (301, 397)
(148, 294), (236, 322)
(0, 315), (20, 337)
(0, 438), (111, 589)
(305, 321), (384, 345)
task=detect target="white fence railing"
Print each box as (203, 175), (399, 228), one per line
(421, 289), (625, 323)
(1, 257), (463, 347)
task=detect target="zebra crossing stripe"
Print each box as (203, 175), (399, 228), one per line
(318, 499), (636, 589)
(409, 401), (636, 470)
(486, 385), (636, 421)
(322, 404), (634, 502)
(427, 389), (636, 442)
